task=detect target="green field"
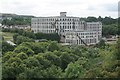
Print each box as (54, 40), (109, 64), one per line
(1, 32), (14, 41)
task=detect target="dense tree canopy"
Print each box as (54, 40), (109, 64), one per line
(2, 17), (31, 26)
(2, 41), (15, 54)
(2, 40), (119, 79)
(102, 24), (118, 37)
(35, 33), (60, 42)
(81, 16), (117, 25)
(2, 28), (61, 42)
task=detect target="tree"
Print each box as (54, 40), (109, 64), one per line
(64, 62), (86, 78)
(98, 16), (103, 21)
(19, 42), (49, 54)
(2, 19), (13, 26)
(48, 41), (59, 52)
(96, 39), (106, 48)
(118, 17), (120, 35)
(17, 67), (41, 80)
(43, 52), (61, 67)
(102, 17), (116, 25)
(43, 65), (63, 78)
(34, 54), (51, 68)
(22, 31), (36, 39)
(2, 57), (25, 79)
(117, 38), (120, 59)
(60, 52), (76, 70)
(2, 41), (15, 54)
(86, 48), (99, 58)
(86, 17), (98, 22)
(16, 52), (28, 60)
(2, 51), (14, 63)
(14, 46), (34, 56)
(15, 36), (34, 44)
(2, 17), (31, 26)
(102, 24), (118, 37)
(23, 57), (40, 68)
(35, 33), (60, 42)
(13, 33), (19, 43)
(2, 39), (120, 79)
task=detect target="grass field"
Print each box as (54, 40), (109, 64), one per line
(1, 32), (14, 41)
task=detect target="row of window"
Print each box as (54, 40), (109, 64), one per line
(32, 22), (78, 24)
(33, 29), (77, 33)
(66, 32), (97, 35)
(34, 26), (77, 29)
(76, 39), (97, 44)
(87, 26), (101, 29)
(34, 30), (55, 33)
(66, 38), (97, 44)
(66, 35), (96, 39)
(87, 24), (101, 26)
(33, 18), (80, 22)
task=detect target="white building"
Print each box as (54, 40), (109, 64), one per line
(31, 12), (102, 45)
(14, 25), (31, 29)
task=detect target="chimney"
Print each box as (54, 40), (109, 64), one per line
(60, 12), (67, 17)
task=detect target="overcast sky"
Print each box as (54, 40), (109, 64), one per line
(0, 0), (119, 18)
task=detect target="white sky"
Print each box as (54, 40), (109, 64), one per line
(0, 0), (119, 18)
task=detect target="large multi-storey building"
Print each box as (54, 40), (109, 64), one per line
(31, 12), (102, 45)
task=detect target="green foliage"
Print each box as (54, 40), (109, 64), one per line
(35, 32), (60, 42)
(48, 41), (59, 52)
(34, 54), (51, 68)
(118, 17), (120, 35)
(102, 17), (117, 25)
(86, 17), (98, 22)
(96, 39), (106, 48)
(22, 31), (36, 39)
(14, 46), (34, 56)
(2, 51), (14, 62)
(2, 41), (119, 79)
(42, 65), (63, 78)
(16, 52), (28, 60)
(83, 16), (117, 25)
(15, 36), (34, 44)
(23, 57), (40, 68)
(64, 62), (86, 78)
(2, 17), (31, 26)
(2, 41), (15, 54)
(19, 42), (49, 54)
(43, 52), (61, 67)
(2, 57), (24, 79)
(13, 33), (19, 43)
(3, 28), (61, 43)
(60, 52), (76, 70)
(117, 38), (120, 59)
(102, 24), (118, 37)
